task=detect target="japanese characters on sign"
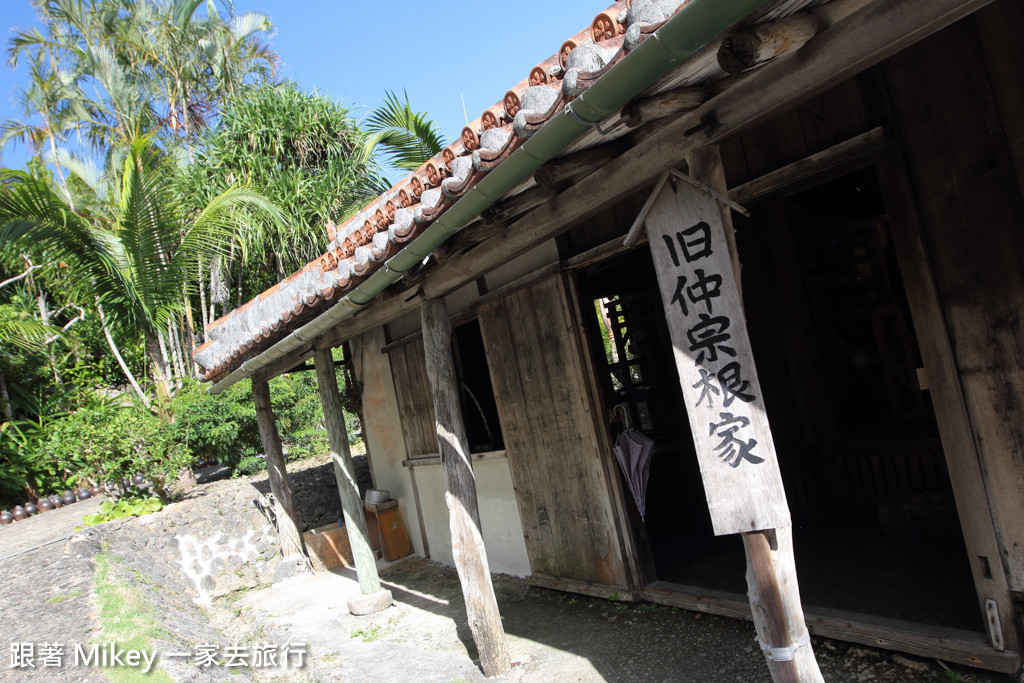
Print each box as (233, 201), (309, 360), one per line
(645, 176), (790, 536)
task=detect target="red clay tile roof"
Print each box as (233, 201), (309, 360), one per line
(195, 0), (815, 382)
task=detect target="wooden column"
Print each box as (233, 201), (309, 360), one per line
(421, 298), (511, 678)
(688, 145), (821, 683)
(313, 346), (388, 608)
(252, 379), (306, 559)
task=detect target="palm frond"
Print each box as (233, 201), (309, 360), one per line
(229, 12), (272, 42)
(364, 90), (447, 171)
(0, 168), (122, 310)
(173, 0), (206, 28)
(0, 315), (72, 355)
(44, 147), (105, 197)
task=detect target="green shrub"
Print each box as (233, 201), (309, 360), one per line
(285, 428), (329, 461)
(82, 493), (164, 526)
(233, 454), (265, 476)
(269, 372), (322, 437)
(39, 395), (190, 498)
(168, 379), (262, 469)
(0, 417), (67, 506)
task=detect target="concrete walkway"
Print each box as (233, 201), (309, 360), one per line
(0, 496), (105, 561)
(233, 556), (1014, 683)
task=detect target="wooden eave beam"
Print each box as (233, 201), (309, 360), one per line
(728, 126), (890, 203)
(265, 0), (995, 374)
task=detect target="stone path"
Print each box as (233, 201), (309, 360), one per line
(0, 530), (105, 682)
(0, 496), (105, 561)
(235, 557), (1018, 683)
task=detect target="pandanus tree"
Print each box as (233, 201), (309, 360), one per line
(0, 135), (281, 406)
(177, 81), (379, 321)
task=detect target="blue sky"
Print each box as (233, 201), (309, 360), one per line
(1, 0), (606, 170)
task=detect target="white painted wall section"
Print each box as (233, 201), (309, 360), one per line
(353, 326), (424, 556)
(414, 458), (531, 577)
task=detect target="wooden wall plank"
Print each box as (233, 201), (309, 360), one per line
(973, 0), (1024, 210)
(478, 275), (629, 588)
(882, 16), (1024, 597)
(389, 340), (437, 457)
(796, 77), (872, 153)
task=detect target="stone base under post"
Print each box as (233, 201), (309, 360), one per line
(347, 588), (393, 616)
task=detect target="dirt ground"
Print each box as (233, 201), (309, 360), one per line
(214, 556), (1019, 683)
(2, 455), (1020, 682)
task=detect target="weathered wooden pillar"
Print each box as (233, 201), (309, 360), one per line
(252, 379), (306, 560)
(313, 345), (392, 615)
(421, 298), (511, 678)
(688, 145), (821, 682)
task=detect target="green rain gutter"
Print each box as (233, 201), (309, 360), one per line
(210, 0), (769, 394)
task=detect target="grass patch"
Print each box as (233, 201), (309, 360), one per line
(45, 589), (84, 604)
(92, 552), (174, 683)
(350, 625), (383, 642)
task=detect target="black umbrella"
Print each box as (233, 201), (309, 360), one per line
(614, 429), (654, 518)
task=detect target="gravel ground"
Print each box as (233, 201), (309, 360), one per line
(229, 557), (1019, 683)
(0, 455), (1019, 682)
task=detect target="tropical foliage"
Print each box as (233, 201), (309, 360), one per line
(363, 89), (447, 174)
(0, 0), (438, 510)
(82, 493), (165, 525)
(0, 136), (284, 402)
(177, 81), (375, 307)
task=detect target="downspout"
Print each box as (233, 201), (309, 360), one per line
(210, 0), (768, 394)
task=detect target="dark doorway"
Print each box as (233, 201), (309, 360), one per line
(577, 167), (982, 631)
(737, 168), (979, 628)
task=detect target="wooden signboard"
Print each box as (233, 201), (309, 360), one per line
(644, 177), (791, 536)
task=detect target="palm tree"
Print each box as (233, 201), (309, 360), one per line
(340, 90), (449, 218)
(0, 135), (282, 405)
(0, 301), (70, 420)
(363, 90), (447, 172)
(5, 0), (277, 165)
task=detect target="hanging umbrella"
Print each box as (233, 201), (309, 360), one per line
(614, 429), (654, 518)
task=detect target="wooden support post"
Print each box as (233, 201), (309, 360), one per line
(420, 298), (511, 678)
(688, 145), (822, 682)
(252, 379), (306, 561)
(313, 346), (392, 615)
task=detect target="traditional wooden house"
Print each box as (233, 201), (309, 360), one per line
(195, 0), (1024, 677)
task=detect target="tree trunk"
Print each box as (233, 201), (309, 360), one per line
(198, 256), (210, 333)
(0, 368), (12, 420)
(96, 301), (149, 408)
(183, 283), (197, 378)
(236, 258), (244, 308)
(34, 287), (62, 385)
(313, 346), (384, 596)
(421, 298), (511, 677)
(167, 320), (185, 382)
(252, 379), (306, 559)
(46, 129), (73, 213)
(146, 334), (172, 410)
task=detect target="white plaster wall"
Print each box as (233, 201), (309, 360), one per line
(353, 326), (424, 556)
(476, 458), (532, 576)
(354, 325), (531, 577)
(413, 458), (531, 577)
